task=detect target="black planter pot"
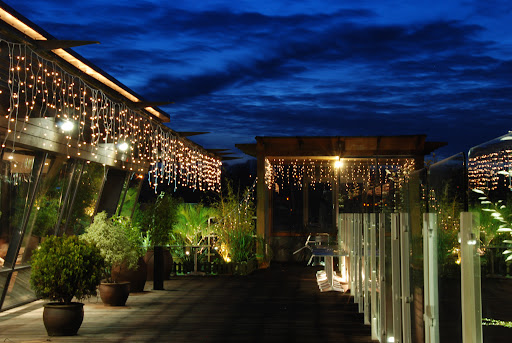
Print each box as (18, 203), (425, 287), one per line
(144, 249), (173, 281)
(99, 282), (130, 306)
(43, 302), (84, 336)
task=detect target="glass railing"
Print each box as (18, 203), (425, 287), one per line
(335, 134), (512, 343)
(428, 153), (466, 343)
(469, 132), (512, 343)
(404, 168), (428, 343)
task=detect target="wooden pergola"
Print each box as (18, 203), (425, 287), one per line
(237, 135), (446, 244)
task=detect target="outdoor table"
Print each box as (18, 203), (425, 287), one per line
(312, 246), (347, 292)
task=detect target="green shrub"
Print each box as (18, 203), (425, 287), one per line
(133, 192), (182, 246)
(30, 235), (104, 303)
(81, 212), (139, 282)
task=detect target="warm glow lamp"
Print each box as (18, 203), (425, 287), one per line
(60, 120), (74, 132)
(117, 142), (129, 152)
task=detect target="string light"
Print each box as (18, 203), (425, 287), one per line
(0, 39), (222, 192)
(468, 149), (512, 192)
(265, 157), (415, 195)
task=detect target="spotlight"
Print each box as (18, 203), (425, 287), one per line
(118, 142), (129, 152)
(60, 120), (74, 132)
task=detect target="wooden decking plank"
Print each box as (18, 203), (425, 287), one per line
(0, 263), (376, 343)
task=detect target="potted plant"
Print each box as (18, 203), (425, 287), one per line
(30, 235), (104, 336)
(110, 216), (148, 292)
(133, 192), (182, 280)
(81, 212), (139, 306)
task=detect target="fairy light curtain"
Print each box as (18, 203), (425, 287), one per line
(265, 157), (415, 193)
(1, 40), (221, 192)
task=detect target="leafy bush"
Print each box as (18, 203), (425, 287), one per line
(30, 235), (104, 303)
(211, 183), (261, 263)
(174, 203), (214, 245)
(81, 212), (139, 282)
(133, 192), (182, 246)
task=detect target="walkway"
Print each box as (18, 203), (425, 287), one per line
(0, 263), (375, 343)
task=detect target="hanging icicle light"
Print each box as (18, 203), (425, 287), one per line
(0, 39), (222, 192)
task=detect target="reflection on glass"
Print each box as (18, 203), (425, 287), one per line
(19, 155), (75, 265)
(429, 153), (466, 342)
(469, 133), (512, 342)
(406, 168), (428, 343)
(1, 268), (35, 309)
(116, 172), (143, 217)
(0, 150), (40, 270)
(65, 162), (105, 235)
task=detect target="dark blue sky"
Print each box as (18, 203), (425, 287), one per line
(7, 0), (512, 162)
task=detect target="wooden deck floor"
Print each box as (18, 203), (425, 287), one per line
(0, 263), (376, 343)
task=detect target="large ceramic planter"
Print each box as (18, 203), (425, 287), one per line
(144, 249), (173, 281)
(98, 282), (130, 306)
(43, 302), (84, 336)
(111, 257), (147, 292)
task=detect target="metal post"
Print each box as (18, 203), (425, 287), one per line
(379, 212), (387, 343)
(370, 213), (378, 340)
(423, 213), (439, 343)
(400, 213), (412, 343)
(391, 213), (402, 343)
(364, 213), (371, 324)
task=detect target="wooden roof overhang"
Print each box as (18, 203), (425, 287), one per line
(0, 1), (222, 166)
(236, 135), (446, 162)
(0, 1), (170, 123)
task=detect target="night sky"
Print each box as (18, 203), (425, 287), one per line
(6, 0), (512, 163)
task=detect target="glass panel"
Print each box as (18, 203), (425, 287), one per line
(468, 132), (512, 342)
(0, 271), (9, 307)
(18, 155), (75, 266)
(0, 150), (45, 270)
(377, 213), (385, 342)
(428, 153), (466, 342)
(383, 212), (394, 342)
(64, 162), (105, 235)
(117, 172), (143, 217)
(406, 168), (428, 343)
(1, 268), (36, 309)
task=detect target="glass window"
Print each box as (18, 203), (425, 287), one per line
(116, 172), (144, 217)
(64, 162), (106, 236)
(19, 155), (75, 265)
(0, 149), (43, 270)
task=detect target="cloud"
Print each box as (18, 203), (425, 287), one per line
(6, 0), (512, 161)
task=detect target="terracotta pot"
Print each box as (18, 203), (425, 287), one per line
(144, 249), (173, 281)
(111, 257), (147, 292)
(98, 282), (130, 306)
(43, 302), (84, 336)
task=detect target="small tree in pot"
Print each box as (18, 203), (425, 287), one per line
(111, 215), (148, 292)
(81, 212), (139, 306)
(133, 192), (182, 281)
(30, 235), (104, 336)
